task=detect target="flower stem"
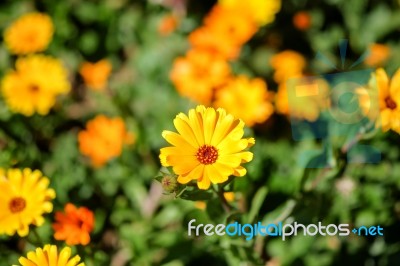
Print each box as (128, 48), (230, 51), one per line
(213, 185), (232, 213)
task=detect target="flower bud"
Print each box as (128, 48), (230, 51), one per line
(161, 174), (178, 193)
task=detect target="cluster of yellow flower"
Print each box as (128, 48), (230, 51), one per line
(1, 12), (134, 167)
(0, 12), (134, 265)
(170, 0), (280, 127)
(1, 13), (70, 116)
(0, 168), (90, 265)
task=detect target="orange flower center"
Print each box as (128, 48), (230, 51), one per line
(29, 84), (40, 93)
(196, 145), (218, 165)
(9, 197), (26, 213)
(385, 96), (397, 110)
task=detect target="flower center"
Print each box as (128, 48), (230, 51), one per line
(385, 96), (397, 110)
(29, 84), (40, 93)
(9, 197), (26, 213)
(196, 145), (218, 165)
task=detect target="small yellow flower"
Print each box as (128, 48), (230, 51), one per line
(79, 59), (112, 91)
(4, 12), (54, 55)
(370, 68), (400, 133)
(160, 105), (255, 190)
(15, 245), (85, 266)
(194, 201), (207, 210)
(223, 192), (235, 202)
(0, 168), (55, 237)
(214, 76), (274, 127)
(1, 54), (70, 116)
(219, 0), (281, 26)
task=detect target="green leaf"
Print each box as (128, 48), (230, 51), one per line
(245, 187), (268, 224)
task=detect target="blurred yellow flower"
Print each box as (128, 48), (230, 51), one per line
(270, 50), (306, 83)
(79, 59), (112, 91)
(170, 49), (231, 104)
(276, 77), (330, 122)
(364, 43), (390, 67)
(194, 201), (206, 210)
(223, 192), (235, 202)
(194, 193), (234, 210)
(160, 105), (254, 190)
(16, 245), (84, 266)
(0, 168), (55, 237)
(219, 0), (281, 26)
(189, 4), (257, 60)
(1, 54), (70, 116)
(4, 12), (54, 55)
(214, 76), (274, 127)
(78, 115), (134, 167)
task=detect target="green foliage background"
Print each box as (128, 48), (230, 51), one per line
(0, 0), (400, 265)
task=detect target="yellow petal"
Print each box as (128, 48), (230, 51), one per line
(173, 113), (199, 146)
(19, 257), (36, 266)
(58, 247), (72, 266)
(207, 165), (229, 184)
(233, 166), (247, 176)
(202, 107), (217, 144)
(169, 155), (200, 175)
(217, 138), (249, 155)
(187, 108), (205, 145)
(376, 68), (390, 99)
(162, 131), (197, 152)
(178, 164), (204, 184)
(389, 68), (400, 95)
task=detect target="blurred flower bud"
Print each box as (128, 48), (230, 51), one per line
(161, 174), (178, 192)
(335, 177), (355, 197)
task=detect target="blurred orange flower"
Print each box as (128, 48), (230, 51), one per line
(79, 59), (112, 91)
(53, 203), (94, 246)
(189, 4), (257, 60)
(270, 50), (306, 83)
(293, 11), (311, 30)
(364, 44), (390, 67)
(78, 115), (134, 167)
(214, 76), (274, 127)
(4, 12), (54, 55)
(158, 14), (179, 36)
(170, 49), (231, 104)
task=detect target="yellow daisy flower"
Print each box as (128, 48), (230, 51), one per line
(373, 68), (400, 133)
(214, 76), (274, 127)
(160, 105), (255, 190)
(0, 168), (55, 237)
(15, 245), (85, 266)
(4, 12), (54, 55)
(219, 0), (281, 26)
(1, 54), (70, 116)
